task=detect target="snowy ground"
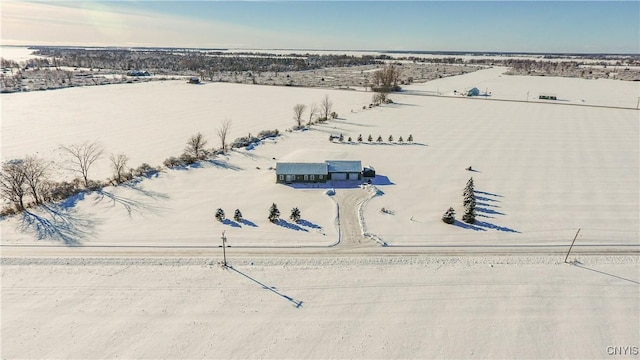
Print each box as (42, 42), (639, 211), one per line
(2, 66), (637, 248)
(1, 65), (639, 359)
(2, 256), (638, 359)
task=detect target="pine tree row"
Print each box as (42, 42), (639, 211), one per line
(442, 177), (476, 224)
(215, 204), (302, 224)
(330, 134), (414, 143)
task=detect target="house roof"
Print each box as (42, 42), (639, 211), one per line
(325, 160), (362, 173)
(276, 162), (328, 175)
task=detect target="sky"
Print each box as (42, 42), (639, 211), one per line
(1, 1), (638, 54)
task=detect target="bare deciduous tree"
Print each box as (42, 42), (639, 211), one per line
(0, 160), (27, 210)
(308, 103), (318, 125)
(217, 119), (232, 153)
(371, 64), (401, 102)
(23, 156), (49, 205)
(185, 132), (208, 159)
(60, 140), (104, 188)
(109, 153), (129, 183)
(293, 104), (306, 128)
(320, 94), (332, 122)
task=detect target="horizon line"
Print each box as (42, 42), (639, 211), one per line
(3, 44), (639, 57)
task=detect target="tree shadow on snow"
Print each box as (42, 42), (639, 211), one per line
(20, 205), (98, 246)
(475, 190), (503, 198)
(297, 219), (321, 230)
(474, 220), (520, 233)
(239, 219), (258, 227)
(454, 219), (486, 231)
(94, 189), (166, 217)
(205, 159), (243, 171)
(475, 207), (506, 216)
(226, 265), (303, 308)
(222, 219), (241, 228)
(276, 219), (308, 232)
(59, 191), (86, 210)
(121, 183), (169, 201)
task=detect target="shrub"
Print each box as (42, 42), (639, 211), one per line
(231, 134), (260, 149)
(163, 156), (183, 168)
(442, 207), (455, 224)
(268, 203), (280, 223)
(215, 208), (225, 221)
(133, 163), (158, 177)
(257, 129), (280, 139)
(234, 209), (242, 222)
(290, 207), (301, 223)
(179, 153), (197, 165)
(48, 180), (80, 201)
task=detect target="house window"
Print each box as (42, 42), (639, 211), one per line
(319, 175), (324, 180)
(279, 175), (284, 180)
(304, 175), (308, 180)
(310, 175), (315, 180)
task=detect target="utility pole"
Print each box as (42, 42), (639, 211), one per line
(564, 228), (581, 263)
(221, 231), (227, 267)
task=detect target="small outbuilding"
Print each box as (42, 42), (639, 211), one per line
(466, 87), (480, 97)
(362, 166), (376, 178)
(539, 93), (557, 100)
(188, 76), (201, 84)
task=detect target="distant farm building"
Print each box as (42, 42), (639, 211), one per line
(466, 87), (480, 97)
(539, 93), (557, 100)
(127, 70), (150, 76)
(276, 160), (362, 184)
(188, 76), (201, 84)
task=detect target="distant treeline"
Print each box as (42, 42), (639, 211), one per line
(30, 48), (383, 75)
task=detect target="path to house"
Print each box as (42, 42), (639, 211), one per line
(333, 186), (379, 248)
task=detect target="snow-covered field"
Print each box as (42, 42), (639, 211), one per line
(2, 256), (638, 359)
(2, 67), (638, 247)
(1, 65), (639, 359)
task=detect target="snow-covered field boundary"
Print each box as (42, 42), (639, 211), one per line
(2, 255), (637, 267)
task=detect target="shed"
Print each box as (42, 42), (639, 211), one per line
(362, 166), (376, 178)
(276, 162), (327, 184)
(188, 76), (201, 84)
(326, 160), (362, 181)
(466, 87), (480, 97)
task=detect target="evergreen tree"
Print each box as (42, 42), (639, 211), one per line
(388, 135), (394, 142)
(357, 134), (363, 142)
(368, 134), (373, 142)
(329, 134), (333, 142)
(442, 207), (455, 224)
(348, 136), (352, 142)
(268, 203), (280, 223)
(234, 209), (242, 222)
(215, 208), (225, 222)
(407, 134), (413, 143)
(398, 136), (403, 143)
(376, 135), (383, 143)
(339, 133), (344, 142)
(290, 207), (301, 223)
(462, 205), (476, 224)
(462, 177), (476, 224)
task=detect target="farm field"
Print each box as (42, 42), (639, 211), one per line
(1, 65), (639, 359)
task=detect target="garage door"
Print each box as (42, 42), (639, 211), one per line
(331, 173), (347, 180)
(348, 172), (359, 180)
